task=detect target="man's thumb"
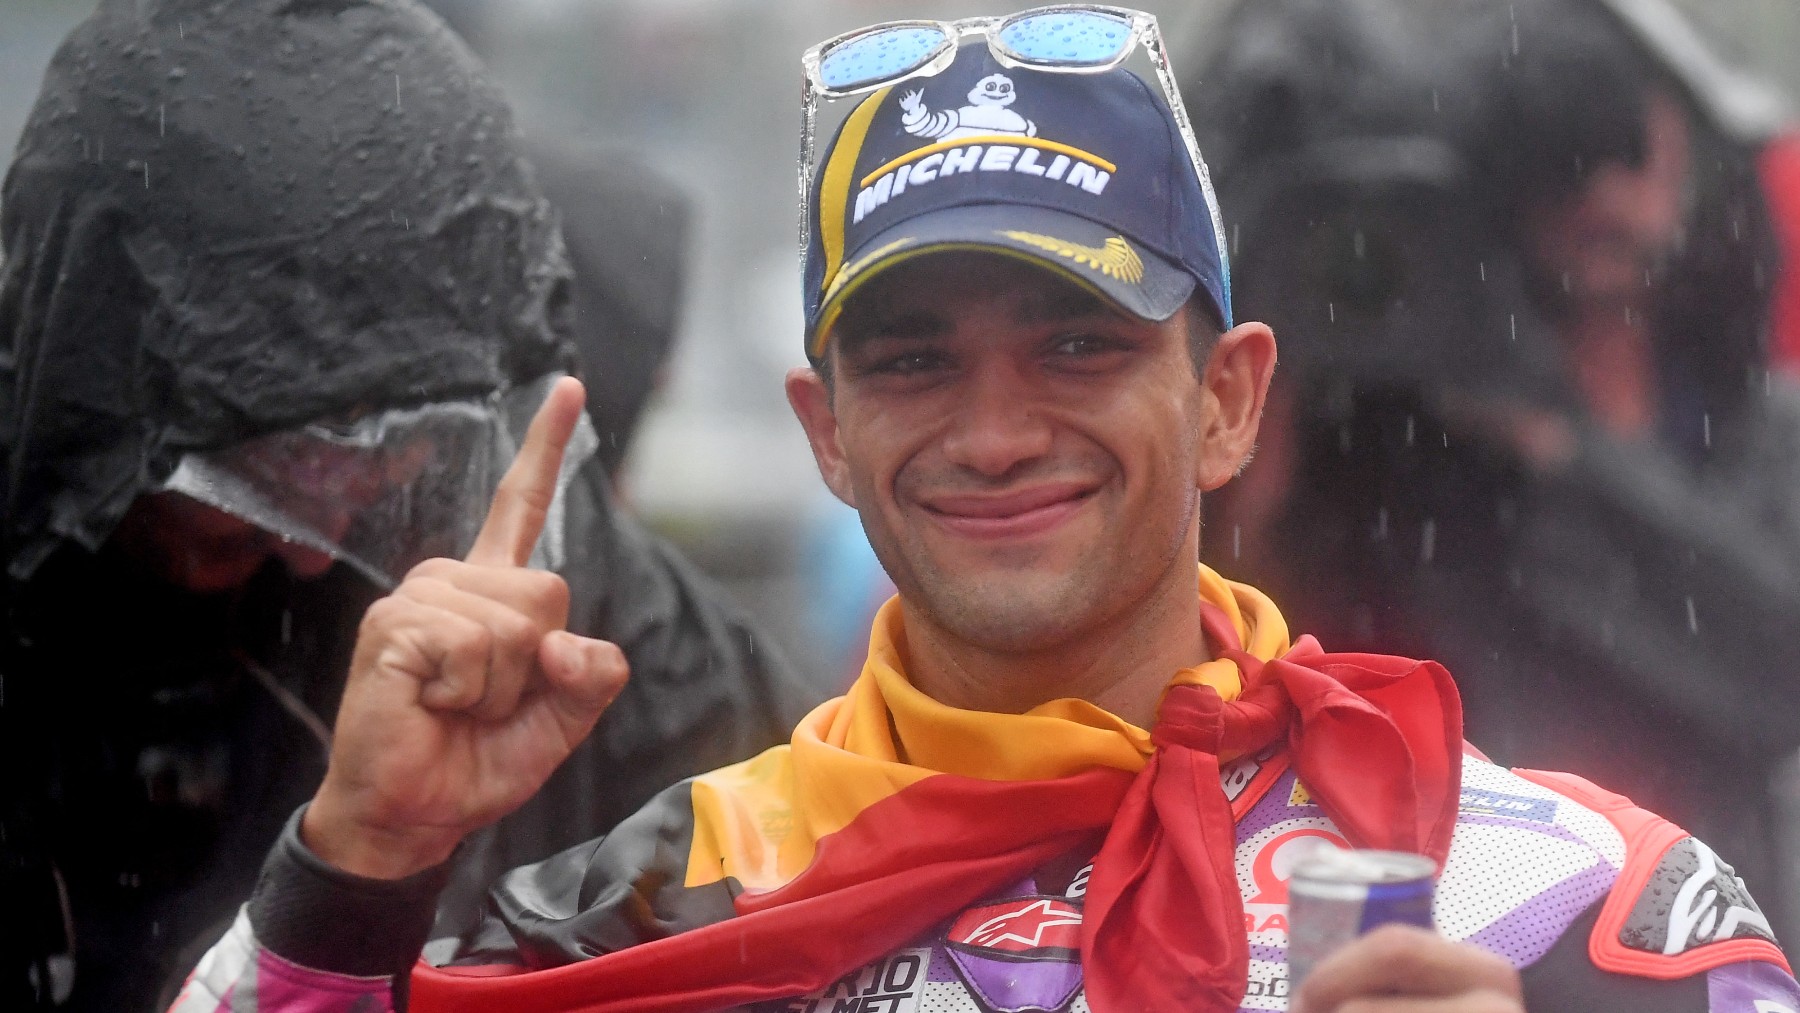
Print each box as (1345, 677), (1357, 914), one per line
(539, 630), (628, 722)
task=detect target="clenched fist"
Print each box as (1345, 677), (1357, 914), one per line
(301, 377), (629, 879)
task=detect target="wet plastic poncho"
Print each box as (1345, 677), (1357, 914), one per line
(0, 0), (573, 580)
(0, 1), (819, 1008)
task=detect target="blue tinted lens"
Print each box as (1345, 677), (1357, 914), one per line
(819, 26), (948, 90)
(997, 10), (1132, 65)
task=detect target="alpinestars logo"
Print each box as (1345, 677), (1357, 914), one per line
(1620, 837), (1776, 957)
(953, 897), (1083, 954)
(852, 74), (1115, 224)
(945, 895), (1086, 1013)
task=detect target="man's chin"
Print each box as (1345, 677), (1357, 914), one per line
(913, 575), (1098, 655)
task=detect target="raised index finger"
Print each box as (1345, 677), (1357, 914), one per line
(467, 376), (587, 567)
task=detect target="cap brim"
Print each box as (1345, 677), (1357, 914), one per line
(808, 205), (1198, 361)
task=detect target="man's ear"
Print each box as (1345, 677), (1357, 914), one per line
(1196, 320), (1278, 491)
(785, 365), (858, 508)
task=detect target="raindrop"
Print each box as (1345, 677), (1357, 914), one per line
(158, 104), (165, 136)
(1479, 261), (1487, 282)
(1232, 524), (1242, 559)
(1232, 222), (1240, 257)
(179, 21), (184, 38)
(1733, 218), (1742, 241)
(1328, 301), (1336, 323)
(1645, 268), (1653, 288)
(1420, 519), (1436, 563)
(1373, 507), (1389, 542)
(1405, 414), (1416, 446)
(1353, 230), (1366, 259)
(395, 74), (403, 111)
(1431, 89), (1440, 112)
(1624, 306), (1633, 326)
(1560, 271), (1572, 293)
(1509, 313), (1517, 341)
(1511, 23), (1520, 55)
(1702, 413), (1712, 448)
(1685, 596), (1699, 635)
(142, 161), (149, 189)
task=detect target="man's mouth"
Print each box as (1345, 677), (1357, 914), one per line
(919, 483), (1096, 540)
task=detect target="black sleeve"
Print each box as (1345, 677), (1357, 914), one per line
(246, 807), (451, 991)
(1514, 406), (1800, 758)
(1520, 899), (1708, 1013)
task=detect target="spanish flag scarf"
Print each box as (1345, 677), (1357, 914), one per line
(412, 567), (1462, 1012)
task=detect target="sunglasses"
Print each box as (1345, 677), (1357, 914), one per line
(797, 4), (1227, 294)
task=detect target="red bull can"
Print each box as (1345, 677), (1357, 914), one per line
(1284, 847), (1438, 988)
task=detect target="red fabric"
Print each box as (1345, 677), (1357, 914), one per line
(1761, 133), (1800, 375)
(412, 609), (1462, 1013)
(1080, 622), (1463, 1012)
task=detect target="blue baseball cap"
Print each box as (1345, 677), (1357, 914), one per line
(803, 44), (1230, 361)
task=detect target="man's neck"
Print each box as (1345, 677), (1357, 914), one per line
(897, 563), (1210, 728)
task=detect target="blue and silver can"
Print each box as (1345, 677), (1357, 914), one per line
(1284, 847), (1438, 988)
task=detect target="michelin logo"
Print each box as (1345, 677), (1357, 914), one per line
(853, 75), (1112, 225)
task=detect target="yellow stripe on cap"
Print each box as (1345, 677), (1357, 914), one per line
(817, 86), (893, 308)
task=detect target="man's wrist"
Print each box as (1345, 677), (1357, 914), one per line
(301, 791), (461, 881)
(248, 805), (455, 980)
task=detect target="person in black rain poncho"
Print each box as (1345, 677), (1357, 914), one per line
(1190, 0), (1800, 939)
(0, 0), (819, 1008)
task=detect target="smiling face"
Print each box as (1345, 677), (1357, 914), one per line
(788, 253), (1272, 662)
(969, 74), (1017, 107)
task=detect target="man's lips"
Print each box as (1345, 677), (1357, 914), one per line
(919, 483), (1096, 540)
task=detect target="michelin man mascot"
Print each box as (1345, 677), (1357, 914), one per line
(900, 73), (1038, 141)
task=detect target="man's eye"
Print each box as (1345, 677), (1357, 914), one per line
(1048, 333), (1122, 357)
(861, 350), (950, 376)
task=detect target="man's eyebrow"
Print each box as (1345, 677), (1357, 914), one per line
(1012, 288), (1113, 325)
(836, 310), (949, 351)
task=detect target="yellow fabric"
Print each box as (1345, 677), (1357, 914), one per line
(684, 565), (1291, 891)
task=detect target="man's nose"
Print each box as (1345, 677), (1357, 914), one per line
(939, 361), (1053, 477)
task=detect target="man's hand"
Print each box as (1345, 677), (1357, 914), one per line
(1292, 925), (1524, 1013)
(301, 377), (629, 880)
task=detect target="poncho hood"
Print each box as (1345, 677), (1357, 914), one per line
(0, 0), (575, 579)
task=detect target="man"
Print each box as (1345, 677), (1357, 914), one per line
(173, 12), (1799, 1012)
(0, 0), (814, 1007)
